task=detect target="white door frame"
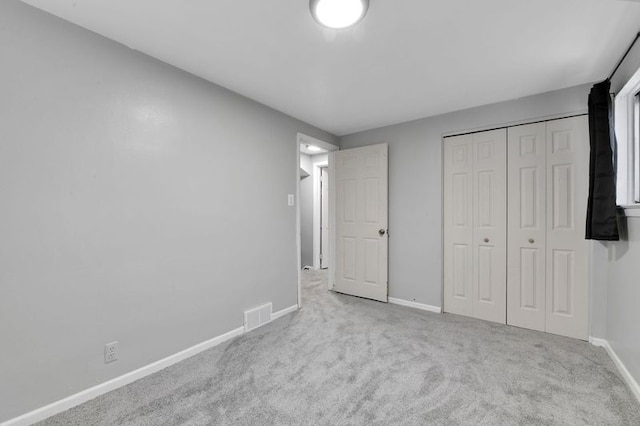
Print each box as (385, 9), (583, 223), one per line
(313, 162), (328, 270)
(296, 133), (339, 308)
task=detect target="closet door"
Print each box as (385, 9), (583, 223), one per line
(545, 116), (590, 340)
(507, 123), (547, 331)
(443, 134), (473, 317)
(472, 129), (507, 323)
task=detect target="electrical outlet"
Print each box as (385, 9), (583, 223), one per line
(104, 341), (119, 364)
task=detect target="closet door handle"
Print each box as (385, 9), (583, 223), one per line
(528, 238), (535, 244)
(484, 238), (489, 243)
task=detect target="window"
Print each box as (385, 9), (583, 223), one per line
(614, 66), (640, 208)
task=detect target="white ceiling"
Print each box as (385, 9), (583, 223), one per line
(21, 0), (640, 136)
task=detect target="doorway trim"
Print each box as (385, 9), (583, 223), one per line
(313, 162), (328, 270)
(296, 133), (339, 308)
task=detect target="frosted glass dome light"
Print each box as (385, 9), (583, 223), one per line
(310, 0), (369, 29)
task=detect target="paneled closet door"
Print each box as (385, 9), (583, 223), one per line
(472, 129), (507, 324)
(443, 134), (474, 317)
(507, 123), (547, 332)
(545, 116), (590, 340)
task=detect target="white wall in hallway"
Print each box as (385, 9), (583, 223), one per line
(0, 1), (336, 422)
(300, 153), (328, 268)
(300, 153), (314, 267)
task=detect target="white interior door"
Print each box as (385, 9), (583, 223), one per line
(443, 134), (474, 317)
(472, 129), (507, 324)
(320, 167), (329, 269)
(334, 143), (388, 302)
(545, 116), (590, 340)
(507, 123), (547, 331)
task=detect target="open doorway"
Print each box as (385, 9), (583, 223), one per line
(296, 133), (338, 308)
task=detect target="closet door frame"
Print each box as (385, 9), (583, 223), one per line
(507, 123), (547, 332)
(442, 113), (592, 340)
(545, 116), (590, 340)
(443, 134), (474, 317)
(442, 129), (507, 324)
(471, 129), (507, 324)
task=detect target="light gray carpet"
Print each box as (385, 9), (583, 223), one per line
(39, 270), (640, 425)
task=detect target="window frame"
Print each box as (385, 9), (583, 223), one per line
(614, 66), (640, 212)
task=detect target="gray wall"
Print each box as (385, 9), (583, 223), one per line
(0, 1), (335, 421)
(606, 218), (640, 387)
(340, 84), (592, 308)
(605, 39), (640, 387)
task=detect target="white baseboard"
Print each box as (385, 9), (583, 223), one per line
(272, 304), (298, 320)
(590, 337), (640, 403)
(1, 326), (245, 426)
(388, 297), (442, 313)
(2, 302), (302, 426)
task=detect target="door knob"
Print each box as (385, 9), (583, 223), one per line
(528, 238), (535, 244)
(484, 238), (489, 243)
(379, 229), (386, 236)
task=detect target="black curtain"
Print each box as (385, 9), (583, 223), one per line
(586, 79), (619, 241)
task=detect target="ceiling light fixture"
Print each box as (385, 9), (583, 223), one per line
(310, 0), (369, 30)
(306, 144), (323, 152)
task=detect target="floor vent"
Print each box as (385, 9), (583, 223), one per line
(244, 303), (272, 332)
